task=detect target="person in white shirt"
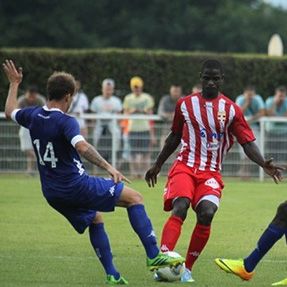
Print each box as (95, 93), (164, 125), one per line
(90, 79), (122, 162)
(18, 85), (45, 174)
(69, 80), (89, 137)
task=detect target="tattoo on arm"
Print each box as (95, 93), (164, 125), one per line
(81, 144), (111, 170)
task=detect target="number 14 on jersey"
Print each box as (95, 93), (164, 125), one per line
(33, 139), (58, 168)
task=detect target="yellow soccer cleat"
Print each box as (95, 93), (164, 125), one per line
(214, 258), (254, 281)
(272, 278), (287, 286)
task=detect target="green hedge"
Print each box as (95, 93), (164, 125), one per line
(1, 48), (287, 110)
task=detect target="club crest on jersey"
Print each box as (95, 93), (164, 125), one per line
(217, 110), (226, 122)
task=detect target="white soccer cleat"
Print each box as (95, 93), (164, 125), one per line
(181, 268), (195, 283)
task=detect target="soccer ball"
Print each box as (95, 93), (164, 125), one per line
(155, 251), (185, 282)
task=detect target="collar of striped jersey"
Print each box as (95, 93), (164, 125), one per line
(199, 92), (223, 102)
(43, 105), (64, 113)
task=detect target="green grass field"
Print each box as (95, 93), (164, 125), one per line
(1, 176), (287, 287)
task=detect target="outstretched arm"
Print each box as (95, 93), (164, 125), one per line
(3, 60), (23, 119)
(231, 104), (283, 183)
(242, 141), (284, 183)
(75, 140), (130, 184)
(145, 131), (181, 187)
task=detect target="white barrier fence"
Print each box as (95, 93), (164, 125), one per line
(0, 112), (286, 181)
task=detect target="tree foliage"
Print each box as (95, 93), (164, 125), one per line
(1, 48), (287, 110)
(0, 0), (286, 52)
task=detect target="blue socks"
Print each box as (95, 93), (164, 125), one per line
(244, 224), (285, 272)
(89, 205), (159, 278)
(127, 204), (159, 259)
(89, 223), (120, 279)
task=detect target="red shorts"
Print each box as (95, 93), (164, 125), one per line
(164, 161), (224, 211)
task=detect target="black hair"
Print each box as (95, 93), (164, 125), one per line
(47, 72), (76, 101)
(276, 85), (287, 93)
(201, 59), (224, 74)
(26, 85), (38, 94)
(244, 85), (256, 92)
(170, 84), (182, 88)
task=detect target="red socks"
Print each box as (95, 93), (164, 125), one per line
(160, 215), (183, 252)
(161, 216), (211, 271)
(185, 224), (211, 270)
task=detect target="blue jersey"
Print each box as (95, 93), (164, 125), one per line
(12, 106), (88, 199)
(11, 105), (124, 234)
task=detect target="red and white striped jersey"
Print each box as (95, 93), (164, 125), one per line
(171, 92), (255, 171)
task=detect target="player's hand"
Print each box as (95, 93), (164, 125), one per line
(107, 166), (131, 184)
(145, 164), (161, 187)
(3, 60), (23, 85)
(263, 158), (285, 184)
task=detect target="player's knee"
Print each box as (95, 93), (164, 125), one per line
(172, 198), (190, 221)
(129, 191), (144, 205)
(117, 187), (144, 208)
(274, 201), (287, 227)
(92, 213), (104, 224)
(196, 200), (218, 225)
(276, 201), (287, 218)
(196, 206), (217, 225)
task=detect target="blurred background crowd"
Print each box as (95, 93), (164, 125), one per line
(1, 0), (287, 179)
(17, 77), (287, 178)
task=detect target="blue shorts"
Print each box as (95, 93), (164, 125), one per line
(46, 176), (124, 234)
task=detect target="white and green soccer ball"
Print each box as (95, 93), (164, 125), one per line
(155, 251), (185, 282)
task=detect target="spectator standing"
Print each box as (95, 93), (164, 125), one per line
(18, 86), (45, 174)
(90, 79), (122, 162)
(235, 86), (265, 177)
(123, 76), (155, 178)
(69, 80), (89, 137)
(265, 86), (287, 163)
(158, 85), (183, 147)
